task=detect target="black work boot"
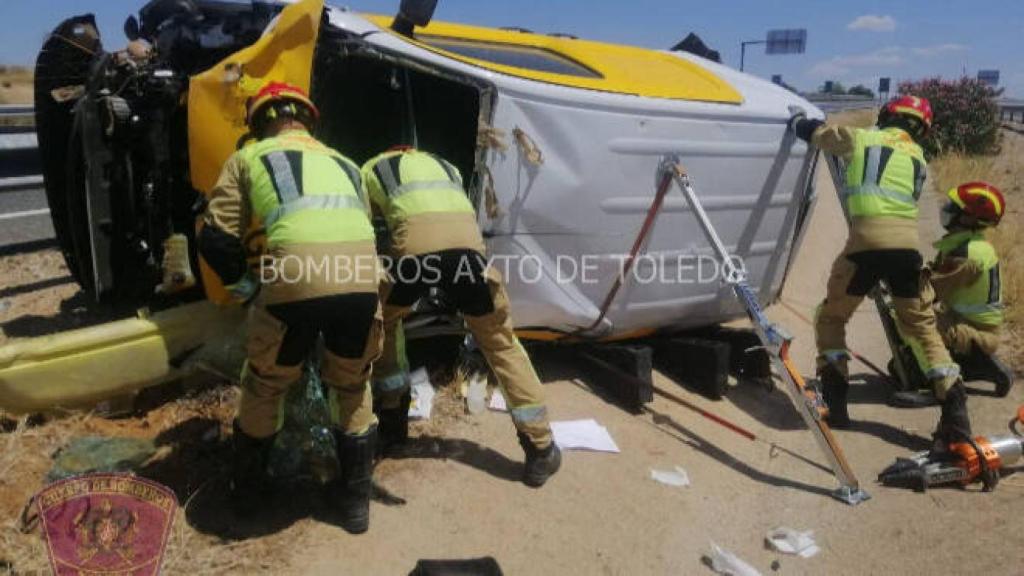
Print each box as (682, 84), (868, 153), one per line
(931, 381), (973, 455)
(961, 346), (1015, 397)
(329, 426), (377, 534)
(231, 420), (275, 519)
(820, 364), (851, 429)
(517, 432), (561, 488)
(377, 390), (411, 457)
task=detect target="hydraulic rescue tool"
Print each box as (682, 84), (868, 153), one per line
(878, 405), (1024, 491)
(662, 156), (870, 505)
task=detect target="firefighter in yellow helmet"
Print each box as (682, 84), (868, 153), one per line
(789, 96), (970, 451)
(927, 183), (1011, 395)
(361, 146), (560, 488)
(199, 82), (381, 534)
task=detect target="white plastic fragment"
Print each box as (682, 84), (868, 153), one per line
(765, 526), (819, 558)
(408, 368), (434, 420)
(488, 390), (508, 412)
(650, 466), (690, 487)
(707, 542), (762, 576)
(466, 374), (487, 414)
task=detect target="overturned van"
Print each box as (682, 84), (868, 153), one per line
(34, 0), (823, 340)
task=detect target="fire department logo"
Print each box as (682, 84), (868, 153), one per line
(34, 474), (177, 576)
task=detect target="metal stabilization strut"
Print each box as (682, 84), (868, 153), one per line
(661, 156), (870, 505)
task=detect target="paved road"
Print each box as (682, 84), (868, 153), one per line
(0, 186), (54, 248)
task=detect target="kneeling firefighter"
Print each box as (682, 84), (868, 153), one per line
(199, 82), (382, 534)
(928, 182), (1012, 394)
(362, 146), (561, 487)
(789, 96), (971, 450)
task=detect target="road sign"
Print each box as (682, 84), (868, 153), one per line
(878, 77), (891, 93)
(824, 81), (834, 93)
(977, 70), (1000, 87)
(766, 29), (806, 55)
(771, 74), (783, 85)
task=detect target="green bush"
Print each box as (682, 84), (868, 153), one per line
(898, 77), (1001, 157)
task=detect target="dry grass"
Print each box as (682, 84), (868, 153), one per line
(828, 108), (878, 128)
(929, 133), (1024, 361)
(0, 66), (33, 106)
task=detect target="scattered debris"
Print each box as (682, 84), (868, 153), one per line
(47, 436), (158, 482)
(550, 419), (620, 453)
(409, 368), (435, 420)
(488, 390), (508, 412)
(765, 526), (819, 558)
(650, 466), (690, 487)
(706, 542), (762, 576)
(466, 374), (487, 414)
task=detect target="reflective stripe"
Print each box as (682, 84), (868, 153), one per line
(846, 184), (916, 206)
(373, 371), (410, 394)
(332, 157), (365, 205)
(264, 195), (367, 228)
(953, 302), (1004, 316)
(435, 156), (463, 186)
(863, 146), (882, 187)
(375, 156), (401, 195)
(265, 151), (302, 203)
(926, 364), (960, 381)
(820, 349), (850, 365)
(510, 404), (548, 424)
(391, 179), (465, 199)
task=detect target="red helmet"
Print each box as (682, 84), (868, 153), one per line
(946, 181), (1005, 226)
(246, 81), (319, 128)
(881, 95), (933, 134)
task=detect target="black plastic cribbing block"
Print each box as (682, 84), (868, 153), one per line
(654, 337), (731, 400)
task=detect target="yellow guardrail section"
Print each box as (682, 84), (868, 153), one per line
(364, 14), (742, 104)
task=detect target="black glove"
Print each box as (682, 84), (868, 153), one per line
(789, 115), (824, 143)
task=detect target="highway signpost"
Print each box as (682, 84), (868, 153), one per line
(978, 70), (1000, 87)
(740, 28), (806, 71)
(878, 77), (891, 100)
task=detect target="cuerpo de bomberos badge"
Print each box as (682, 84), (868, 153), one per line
(33, 474), (177, 576)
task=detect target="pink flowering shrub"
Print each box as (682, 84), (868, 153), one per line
(899, 77), (1002, 157)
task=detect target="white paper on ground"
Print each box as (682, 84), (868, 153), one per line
(488, 390), (508, 412)
(766, 527), (820, 558)
(550, 419), (620, 453)
(650, 466), (690, 487)
(407, 368), (434, 420)
(708, 542), (762, 576)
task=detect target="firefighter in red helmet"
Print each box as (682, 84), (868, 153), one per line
(200, 81), (381, 534)
(789, 95), (971, 453)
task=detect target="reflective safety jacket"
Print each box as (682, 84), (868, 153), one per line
(931, 230), (1003, 327)
(361, 149), (484, 257)
(200, 129), (377, 303)
(844, 127), (927, 220)
(239, 130), (372, 247)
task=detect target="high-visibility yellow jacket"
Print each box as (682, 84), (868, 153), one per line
(361, 149), (484, 257)
(201, 129), (377, 303)
(932, 230), (1003, 327)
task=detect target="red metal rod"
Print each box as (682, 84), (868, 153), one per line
(578, 170), (675, 335)
(653, 387), (758, 441)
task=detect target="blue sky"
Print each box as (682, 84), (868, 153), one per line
(2, 1), (1022, 96)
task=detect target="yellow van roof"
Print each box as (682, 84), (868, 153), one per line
(363, 15), (742, 104)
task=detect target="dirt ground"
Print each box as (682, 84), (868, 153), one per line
(2, 133), (1023, 575)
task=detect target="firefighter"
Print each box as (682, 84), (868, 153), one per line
(928, 183), (1012, 394)
(361, 146), (561, 488)
(199, 82), (381, 534)
(789, 96), (971, 449)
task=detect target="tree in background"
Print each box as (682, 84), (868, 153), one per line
(848, 84), (874, 98)
(899, 77), (1002, 157)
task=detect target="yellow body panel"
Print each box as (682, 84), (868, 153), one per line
(189, 0), (324, 304)
(0, 303), (244, 414)
(364, 15), (741, 104)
